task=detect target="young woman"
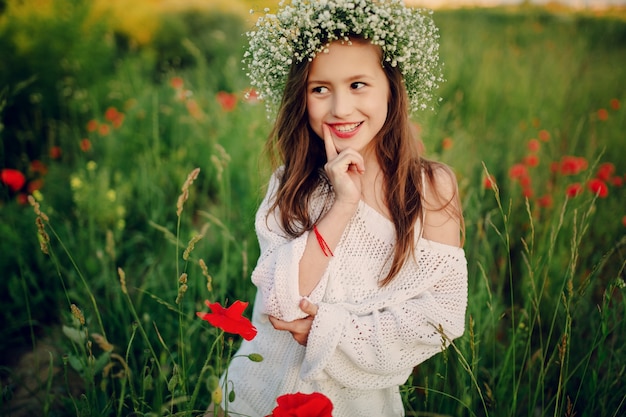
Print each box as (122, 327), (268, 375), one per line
(215, 1), (468, 415)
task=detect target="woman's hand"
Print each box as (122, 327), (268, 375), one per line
(269, 298), (319, 346)
(322, 124), (364, 206)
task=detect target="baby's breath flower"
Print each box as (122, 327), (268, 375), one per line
(245, 0), (443, 116)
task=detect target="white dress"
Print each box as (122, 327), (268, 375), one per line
(220, 170), (468, 417)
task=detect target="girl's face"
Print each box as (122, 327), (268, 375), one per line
(306, 40), (390, 156)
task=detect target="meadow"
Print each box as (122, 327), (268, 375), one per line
(0, 0), (625, 416)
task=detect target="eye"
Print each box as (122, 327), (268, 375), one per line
(311, 86), (329, 94)
(351, 82), (365, 90)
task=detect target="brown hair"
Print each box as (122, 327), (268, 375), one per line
(264, 39), (461, 285)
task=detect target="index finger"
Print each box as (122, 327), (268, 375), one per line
(322, 124), (338, 161)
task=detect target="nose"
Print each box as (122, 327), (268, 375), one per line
(331, 89), (353, 118)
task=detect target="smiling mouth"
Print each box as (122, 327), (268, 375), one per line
(333, 122), (362, 133)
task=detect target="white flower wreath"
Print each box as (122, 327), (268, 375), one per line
(244, 0), (444, 116)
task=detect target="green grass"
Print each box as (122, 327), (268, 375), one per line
(1, 3), (625, 417)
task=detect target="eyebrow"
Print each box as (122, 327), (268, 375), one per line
(307, 74), (375, 85)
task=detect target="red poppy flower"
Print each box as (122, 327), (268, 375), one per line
(27, 179), (43, 193)
(597, 108), (609, 121)
(483, 174), (496, 190)
(559, 156), (587, 176)
(595, 162), (615, 182)
(216, 91), (237, 112)
(610, 98), (620, 111)
(441, 137), (453, 150)
(50, 146), (62, 159)
(523, 155), (539, 167)
(1, 169), (26, 191)
(622, 215), (626, 227)
(536, 194), (552, 208)
(80, 139), (92, 152)
(611, 176), (623, 187)
(265, 392), (333, 417)
(30, 160), (48, 175)
(538, 129), (550, 142)
(170, 76), (184, 90)
(566, 183), (583, 198)
(196, 300), (257, 341)
(86, 119), (99, 132)
(99, 124), (111, 136)
(527, 138), (540, 153)
(509, 163), (527, 179)
(105, 106), (120, 122)
(587, 178), (608, 198)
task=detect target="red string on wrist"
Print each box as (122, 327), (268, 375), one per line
(313, 225), (334, 257)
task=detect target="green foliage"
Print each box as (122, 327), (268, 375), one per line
(1, 4), (625, 417)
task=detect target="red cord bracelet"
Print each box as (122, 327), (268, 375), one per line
(313, 225), (334, 257)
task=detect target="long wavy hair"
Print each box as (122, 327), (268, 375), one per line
(264, 39), (460, 286)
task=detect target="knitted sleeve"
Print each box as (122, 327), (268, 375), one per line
(301, 242), (468, 390)
(250, 172), (330, 321)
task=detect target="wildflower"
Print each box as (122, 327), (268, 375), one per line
(622, 215), (626, 227)
(508, 163), (527, 179)
(559, 156), (587, 176)
(1, 168), (26, 192)
(595, 162), (615, 182)
(80, 139), (92, 152)
(244, 87), (259, 103)
(50, 146), (62, 159)
(587, 178), (608, 198)
(538, 129), (550, 142)
(216, 91), (237, 112)
(441, 137), (453, 150)
(610, 98), (620, 111)
(597, 108), (609, 121)
(483, 174), (496, 190)
(86, 119), (99, 132)
(611, 176), (623, 187)
(170, 76), (184, 90)
(565, 183), (583, 198)
(104, 107), (120, 123)
(537, 194), (552, 208)
(16, 193), (29, 205)
(522, 186), (533, 198)
(527, 138), (540, 152)
(265, 392), (333, 417)
(27, 179), (43, 193)
(99, 124), (111, 136)
(523, 154), (539, 167)
(245, 0), (444, 115)
(30, 160), (48, 175)
(186, 98), (204, 120)
(196, 300), (257, 341)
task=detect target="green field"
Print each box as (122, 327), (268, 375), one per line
(1, 1), (625, 416)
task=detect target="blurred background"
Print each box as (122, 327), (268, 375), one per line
(1, 0), (625, 416)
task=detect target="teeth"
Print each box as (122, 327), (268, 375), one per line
(334, 123), (361, 132)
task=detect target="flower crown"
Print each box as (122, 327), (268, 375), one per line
(244, 0), (444, 116)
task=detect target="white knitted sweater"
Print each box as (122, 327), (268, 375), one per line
(221, 171), (468, 417)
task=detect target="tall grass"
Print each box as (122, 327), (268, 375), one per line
(1, 3), (625, 417)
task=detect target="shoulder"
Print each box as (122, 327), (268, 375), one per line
(421, 162), (463, 248)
